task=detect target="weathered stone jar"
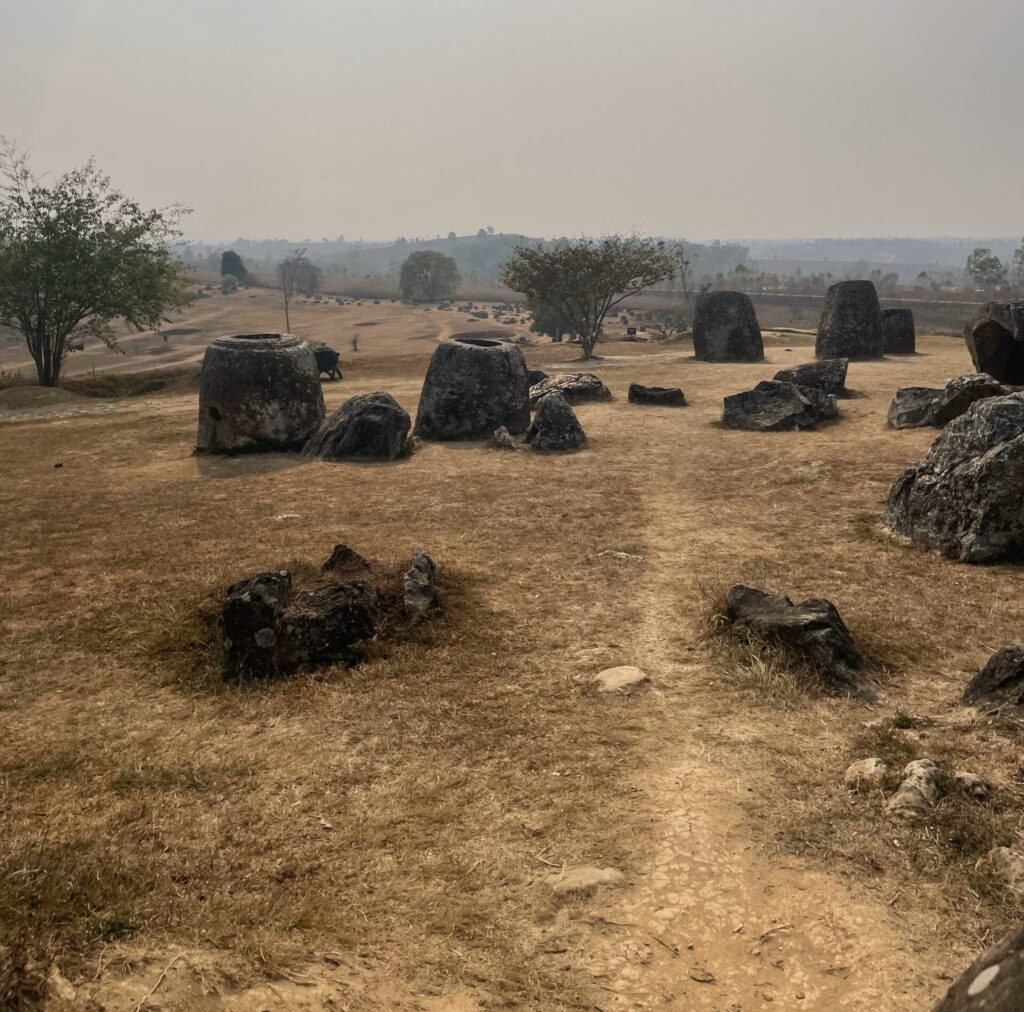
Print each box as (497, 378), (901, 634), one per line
(414, 335), (531, 440)
(692, 291), (764, 362)
(816, 281), (883, 360)
(196, 333), (325, 452)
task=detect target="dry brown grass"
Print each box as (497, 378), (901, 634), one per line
(2, 301), (1023, 1008)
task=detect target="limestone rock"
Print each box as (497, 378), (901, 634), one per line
(592, 665), (649, 692)
(725, 584), (870, 696)
(550, 865), (624, 896)
(628, 383), (686, 406)
(888, 374), (1004, 430)
(489, 425), (519, 450)
(962, 645), (1024, 712)
(773, 358), (850, 396)
(882, 308), (916, 355)
(404, 549), (438, 622)
(883, 393), (1024, 561)
(197, 333), (325, 453)
(886, 759), (941, 820)
(303, 392), (410, 461)
(722, 380), (835, 431)
(965, 301), (1024, 384)
(844, 758), (888, 789)
(931, 921), (1024, 1010)
(816, 281), (883, 360)
(526, 392), (587, 452)
(414, 336), (531, 440)
(983, 847), (1024, 900)
(953, 771), (992, 800)
(529, 372), (612, 407)
(693, 291), (764, 362)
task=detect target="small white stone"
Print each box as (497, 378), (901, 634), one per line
(844, 758), (887, 789)
(966, 962), (1001, 996)
(592, 666), (649, 693)
(551, 865), (624, 895)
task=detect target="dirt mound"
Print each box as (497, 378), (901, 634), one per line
(0, 386), (79, 411)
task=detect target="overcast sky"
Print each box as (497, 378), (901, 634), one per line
(4, 0), (1022, 241)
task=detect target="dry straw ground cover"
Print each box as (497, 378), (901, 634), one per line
(1, 294), (1022, 1009)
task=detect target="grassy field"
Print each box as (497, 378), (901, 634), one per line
(1, 292), (1022, 1010)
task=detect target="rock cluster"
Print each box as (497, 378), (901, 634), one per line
(722, 380), (837, 431)
(197, 333), (325, 453)
(303, 392), (411, 461)
(883, 393), (1024, 562)
(724, 584), (870, 696)
(692, 291), (764, 362)
(816, 281), (884, 360)
(414, 336), (530, 440)
(529, 372), (611, 407)
(221, 545), (439, 678)
(887, 374), (1004, 429)
(964, 301), (1024, 384)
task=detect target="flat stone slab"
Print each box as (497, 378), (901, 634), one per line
(592, 665), (649, 692)
(550, 865), (624, 895)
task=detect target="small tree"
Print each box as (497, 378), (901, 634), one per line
(501, 235), (679, 359)
(220, 249), (249, 285)
(1011, 239), (1024, 289)
(221, 274), (239, 294)
(277, 247), (321, 330)
(399, 250), (459, 302)
(648, 307), (688, 341)
(966, 247), (1007, 290)
(528, 301), (574, 342)
(0, 140), (192, 386)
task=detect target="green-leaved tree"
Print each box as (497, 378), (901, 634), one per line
(399, 250), (460, 302)
(220, 249), (250, 285)
(501, 235), (679, 359)
(0, 140), (193, 386)
(966, 247), (1008, 291)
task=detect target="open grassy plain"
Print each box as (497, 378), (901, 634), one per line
(2, 291), (1022, 1010)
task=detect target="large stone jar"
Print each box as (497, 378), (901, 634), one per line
(197, 333), (325, 452)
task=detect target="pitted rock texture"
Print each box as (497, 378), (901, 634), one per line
(693, 291), (764, 362)
(816, 281), (883, 360)
(303, 392), (410, 461)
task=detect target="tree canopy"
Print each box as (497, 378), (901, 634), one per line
(220, 249), (250, 284)
(399, 250), (460, 302)
(501, 235), (679, 359)
(966, 247), (1007, 290)
(0, 140), (193, 386)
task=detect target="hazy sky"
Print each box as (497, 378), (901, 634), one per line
(4, 0), (1023, 241)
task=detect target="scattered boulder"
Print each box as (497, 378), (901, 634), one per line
(883, 393), (1024, 562)
(952, 771), (992, 800)
(322, 544), (370, 574)
(844, 758), (888, 790)
(529, 372), (612, 407)
(592, 665), (649, 692)
(489, 425), (519, 450)
(526, 392), (587, 452)
(222, 571), (294, 677)
(197, 333), (325, 453)
(964, 301), (1024, 384)
(961, 645), (1024, 712)
(888, 374), (1005, 429)
(983, 847), (1024, 901)
(550, 865), (624, 896)
(722, 380), (836, 431)
(816, 281), (884, 360)
(931, 921), (1024, 1011)
(403, 549), (438, 622)
(280, 581), (377, 667)
(886, 759), (941, 820)
(724, 584), (870, 696)
(302, 392), (411, 462)
(773, 358), (850, 396)
(414, 336), (531, 440)
(693, 291), (764, 362)
(882, 308), (916, 355)
(628, 383), (685, 406)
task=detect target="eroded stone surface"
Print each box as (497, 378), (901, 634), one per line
(844, 758), (888, 790)
(886, 759), (941, 820)
(303, 391), (410, 461)
(816, 281), (883, 360)
(526, 392), (587, 452)
(693, 291), (764, 362)
(965, 301), (1024, 384)
(529, 372), (611, 407)
(593, 665), (649, 692)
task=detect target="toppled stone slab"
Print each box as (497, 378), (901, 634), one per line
(489, 425), (519, 450)
(965, 301), (1024, 384)
(550, 865), (624, 896)
(628, 383), (686, 406)
(932, 920), (1024, 1010)
(303, 392), (411, 461)
(773, 358), (850, 397)
(693, 291), (764, 361)
(280, 582), (377, 667)
(722, 380), (836, 431)
(725, 584), (870, 696)
(883, 393), (1024, 562)
(592, 665), (649, 693)
(526, 392), (587, 452)
(962, 645), (1024, 712)
(888, 374), (1004, 430)
(886, 759), (941, 820)
(404, 549), (438, 622)
(223, 571), (294, 677)
(882, 308), (916, 355)
(844, 758), (888, 790)
(529, 372), (612, 407)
